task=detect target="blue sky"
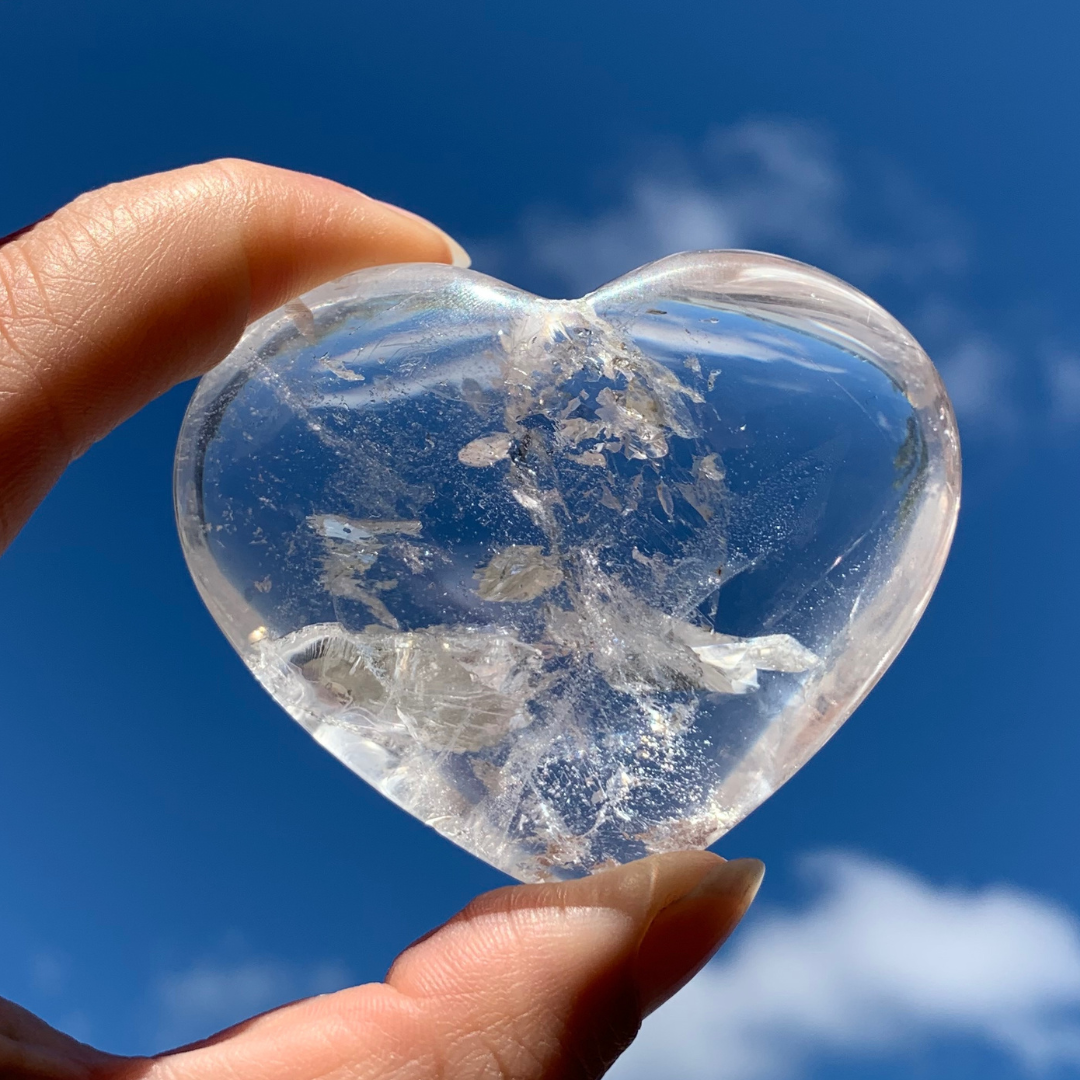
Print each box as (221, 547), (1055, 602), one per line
(2, 1), (1080, 1076)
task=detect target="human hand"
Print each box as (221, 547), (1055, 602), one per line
(0, 161), (764, 1079)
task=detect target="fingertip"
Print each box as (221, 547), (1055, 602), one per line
(197, 160), (466, 313)
(304, 853), (761, 1080)
(635, 856), (764, 1016)
(371, 199), (472, 267)
(551, 849), (729, 920)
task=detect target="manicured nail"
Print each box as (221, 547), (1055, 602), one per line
(634, 857), (764, 1016)
(440, 231), (472, 269)
(378, 201), (471, 268)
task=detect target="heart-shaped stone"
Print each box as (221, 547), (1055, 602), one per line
(175, 251), (959, 881)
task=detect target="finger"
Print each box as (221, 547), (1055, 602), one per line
(0, 159), (469, 550)
(142, 852), (763, 1080)
(0, 993), (133, 1079)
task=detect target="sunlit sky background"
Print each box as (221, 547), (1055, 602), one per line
(3, 2), (1080, 1077)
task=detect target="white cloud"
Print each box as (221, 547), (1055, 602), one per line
(484, 120), (965, 300)
(612, 853), (1080, 1080)
(935, 335), (1021, 434)
(514, 177), (740, 300)
(478, 119), (1078, 442)
(155, 956), (351, 1048)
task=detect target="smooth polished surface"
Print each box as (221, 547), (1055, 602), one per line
(175, 251), (959, 880)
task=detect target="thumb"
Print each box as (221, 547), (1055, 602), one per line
(144, 851), (763, 1080)
(387, 852), (764, 1077)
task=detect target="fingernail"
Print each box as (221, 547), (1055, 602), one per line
(441, 231), (472, 269)
(377, 202), (471, 268)
(635, 857), (764, 1016)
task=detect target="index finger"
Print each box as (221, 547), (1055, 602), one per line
(0, 158), (468, 550)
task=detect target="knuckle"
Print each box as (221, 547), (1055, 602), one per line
(204, 156), (265, 183)
(62, 159), (264, 245)
(196, 157), (276, 210)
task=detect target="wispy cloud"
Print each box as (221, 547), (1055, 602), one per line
(154, 956), (351, 1048)
(613, 853), (1080, 1080)
(484, 121), (965, 299)
(476, 120), (1075, 442)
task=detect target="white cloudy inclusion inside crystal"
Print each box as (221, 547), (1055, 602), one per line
(175, 255), (959, 881)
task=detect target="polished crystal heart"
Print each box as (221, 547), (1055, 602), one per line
(174, 251), (960, 881)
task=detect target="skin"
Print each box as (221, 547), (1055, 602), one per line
(0, 160), (764, 1080)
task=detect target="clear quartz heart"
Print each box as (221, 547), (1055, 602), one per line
(174, 251), (960, 881)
